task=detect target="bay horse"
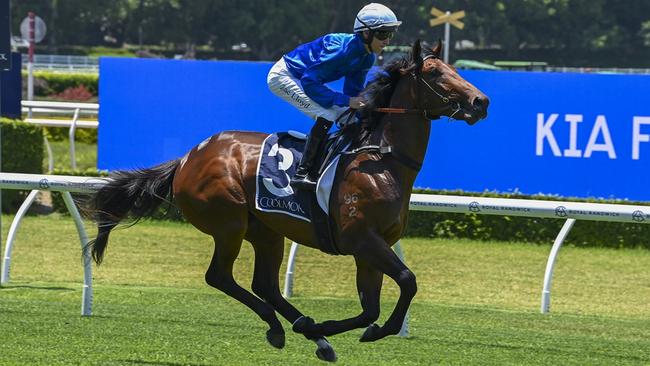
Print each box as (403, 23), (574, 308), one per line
(85, 40), (488, 362)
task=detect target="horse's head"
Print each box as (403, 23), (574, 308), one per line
(407, 40), (489, 124)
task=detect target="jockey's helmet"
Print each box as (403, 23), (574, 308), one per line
(353, 3), (402, 32)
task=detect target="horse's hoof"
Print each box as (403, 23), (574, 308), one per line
(315, 338), (337, 362)
(359, 323), (382, 342)
(266, 329), (285, 349)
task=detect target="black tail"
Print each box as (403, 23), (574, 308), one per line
(85, 158), (181, 265)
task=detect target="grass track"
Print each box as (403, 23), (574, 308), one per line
(0, 215), (649, 365)
(45, 140), (97, 172)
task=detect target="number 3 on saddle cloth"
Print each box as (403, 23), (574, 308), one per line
(255, 130), (351, 255)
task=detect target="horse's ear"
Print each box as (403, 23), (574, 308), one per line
(412, 39), (423, 70)
(432, 39), (443, 58)
(422, 41), (434, 59)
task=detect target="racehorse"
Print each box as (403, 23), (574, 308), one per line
(85, 40), (488, 362)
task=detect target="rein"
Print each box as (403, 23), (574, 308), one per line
(373, 72), (461, 120)
(373, 107), (441, 121)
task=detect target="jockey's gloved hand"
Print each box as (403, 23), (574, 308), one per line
(349, 96), (366, 109)
(335, 108), (359, 128)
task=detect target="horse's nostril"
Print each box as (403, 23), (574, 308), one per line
(473, 98), (484, 108)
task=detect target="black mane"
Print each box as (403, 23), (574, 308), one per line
(351, 54), (417, 139)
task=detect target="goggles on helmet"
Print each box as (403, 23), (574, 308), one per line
(374, 30), (395, 41)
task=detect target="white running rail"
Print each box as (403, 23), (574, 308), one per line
(22, 100), (99, 172)
(21, 54), (99, 72)
(283, 193), (650, 325)
(1, 174), (647, 320)
(0, 173), (106, 316)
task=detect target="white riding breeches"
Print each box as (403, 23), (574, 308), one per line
(267, 58), (349, 122)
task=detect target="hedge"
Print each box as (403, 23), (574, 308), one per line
(45, 126), (97, 144)
(1, 118), (44, 212)
(405, 189), (650, 249)
(25, 70), (98, 97)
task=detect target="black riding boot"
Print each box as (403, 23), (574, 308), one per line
(291, 117), (333, 190)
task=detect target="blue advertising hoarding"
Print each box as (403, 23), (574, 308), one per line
(422, 70), (650, 201)
(1, 53), (22, 118)
(99, 58), (650, 201)
(99, 57), (314, 168)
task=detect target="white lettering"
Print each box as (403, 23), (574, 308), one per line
(258, 197), (306, 214)
(262, 143), (294, 197)
(584, 115), (616, 159)
(563, 114), (582, 157)
(632, 116), (650, 160)
(536, 113), (561, 156)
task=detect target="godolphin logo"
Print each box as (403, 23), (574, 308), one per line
(469, 201), (480, 213)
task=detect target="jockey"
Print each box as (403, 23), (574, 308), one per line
(267, 3), (401, 190)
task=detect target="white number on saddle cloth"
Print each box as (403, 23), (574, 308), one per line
(262, 143), (295, 197)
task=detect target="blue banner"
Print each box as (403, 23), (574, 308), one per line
(98, 57), (313, 170)
(1, 53), (21, 118)
(420, 70), (650, 201)
(99, 58), (650, 201)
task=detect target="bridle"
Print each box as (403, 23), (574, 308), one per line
(347, 56), (462, 172)
(415, 71), (462, 120)
(374, 57), (461, 120)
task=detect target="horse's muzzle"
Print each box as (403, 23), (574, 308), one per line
(471, 96), (489, 120)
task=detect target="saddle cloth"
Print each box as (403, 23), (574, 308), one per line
(254, 131), (343, 222)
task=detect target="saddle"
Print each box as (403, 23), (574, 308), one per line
(315, 126), (356, 178)
(255, 123), (360, 255)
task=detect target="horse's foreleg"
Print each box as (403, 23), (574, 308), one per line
(205, 233), (285, 349)
(297, 257), (383, 338)
(355, 233), (417, 342)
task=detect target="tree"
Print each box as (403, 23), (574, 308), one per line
(9, 0), (650, 66)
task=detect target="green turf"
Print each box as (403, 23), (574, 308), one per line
(44, 139), (97, 172)
(0, 215), (649, 365)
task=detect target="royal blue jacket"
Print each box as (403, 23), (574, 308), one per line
(283, 33), (375, 109)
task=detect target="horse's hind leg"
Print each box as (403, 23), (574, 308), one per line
(205, 229), (285, 349)
(247, 228), (302, 323)
(246, 221), (337, 362)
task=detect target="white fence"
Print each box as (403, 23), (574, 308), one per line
(283, 193), (650, 316)
(1, 173), (648, 320)
(0, 173), (106, 316)
(22, 54), (99, 73)
(22, 100), (99, 171)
